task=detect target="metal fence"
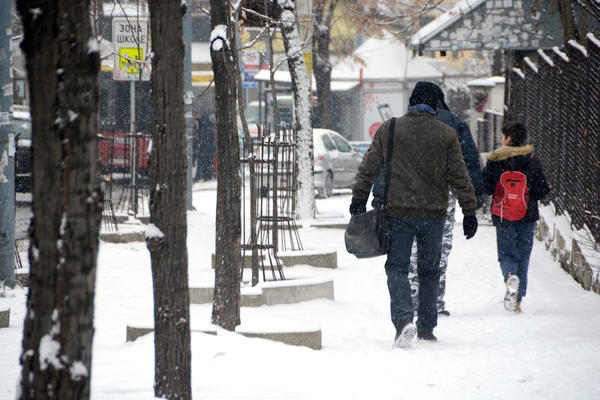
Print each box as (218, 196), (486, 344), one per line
(477, 110), (504, 153)
(504, 35), (600, 242)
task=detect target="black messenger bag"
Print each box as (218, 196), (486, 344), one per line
(345, 118), (396, 258)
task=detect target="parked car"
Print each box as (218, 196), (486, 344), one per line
(349, 141), (371, 156)
(314, 128), (363, 198)
(13, 106), (32, 192)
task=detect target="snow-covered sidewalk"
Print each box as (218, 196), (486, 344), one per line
(1, 185), (599, 399)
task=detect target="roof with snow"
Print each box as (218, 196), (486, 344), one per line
(410, 0), (583, 53)
(411, 0), (486, 48)
(331, 35), (442, 82)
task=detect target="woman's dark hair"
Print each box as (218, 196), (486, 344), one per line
(502, 122), (528, 146)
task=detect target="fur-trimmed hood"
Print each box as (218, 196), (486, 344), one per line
(487, 144), (534, 162)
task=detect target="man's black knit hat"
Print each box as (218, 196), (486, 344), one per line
(409, 81), (449, 111)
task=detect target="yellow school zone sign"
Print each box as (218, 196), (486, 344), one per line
(112, 18), (151, 81)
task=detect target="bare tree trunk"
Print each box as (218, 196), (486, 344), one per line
(279, 1), (315, 220)
(147, 1), (191, 398)
(210, 0), (241, 330)
(557, 0), (581, 46)
(312, 0), (337, 130)
(17, 1), (101, 398)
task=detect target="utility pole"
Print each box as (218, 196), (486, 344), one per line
(184, 0), (194, 210)
(0, 1), (15, 286)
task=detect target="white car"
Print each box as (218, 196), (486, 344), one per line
(313, 128), (363, 198)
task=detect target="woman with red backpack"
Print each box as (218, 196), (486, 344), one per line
(483, 122), (550, 312)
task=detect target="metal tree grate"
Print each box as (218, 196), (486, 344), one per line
(239, 126), (303, 286)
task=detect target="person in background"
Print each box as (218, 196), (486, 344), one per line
(482, 122), (549, 312)
(350, 85), (478, 348)
(194, 111), (216, 182)
(373, 81), (484, 317)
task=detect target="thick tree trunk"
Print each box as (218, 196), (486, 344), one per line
(280, 1), (315, 220)
(17, 1), (101, 398)
(210, 0), (241, 330)
(313, 25), (333, 129)
(557, 0), (581, 46)
(147, 1), (192, 399)
(312, 0), (336, 130)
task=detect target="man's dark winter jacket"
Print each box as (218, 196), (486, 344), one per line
(482, 144), (550, 226)
(436, 109), (483, 195)
(372, 108), (483, 200)
(352, 110), (477, 219)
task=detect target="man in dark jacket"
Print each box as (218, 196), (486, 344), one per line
(483, 122), (550, 312)
(350, 86), (478, 347)
(372, 82), (483, 316)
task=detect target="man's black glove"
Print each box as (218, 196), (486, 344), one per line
(463, 215), (478, 239)
(476, 194), (485, 210)
(349, 200), (367, 216)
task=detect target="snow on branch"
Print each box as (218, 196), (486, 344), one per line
(210, 25), (230, 52)
(239, 26), (269, 51)
(240, 7), (281, 26)
(146, 224), (165, 240)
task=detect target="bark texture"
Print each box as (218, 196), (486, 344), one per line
(312, 0), (337, 130)
(17, 1), (101, 398)
(280, 1), (315, 219)
(147, 1), (192, 398)
(210, 0), (241, 330)
(557, 0), (581, 46)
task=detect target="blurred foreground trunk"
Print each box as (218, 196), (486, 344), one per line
(17, 1), (101, 398)
(147, 0), (192, 398)
(210, 0), (241, 330)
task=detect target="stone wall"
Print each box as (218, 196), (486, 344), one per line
(536, 215), (600, 295)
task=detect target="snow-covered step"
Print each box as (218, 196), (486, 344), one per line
(127, 317), (322, 350)
(278, 249), (337, 269)
(0, 308), (9, 328)
(189, 276), (334, 306)
(309, 220), (348, 229)
(235, 316), (321, 350)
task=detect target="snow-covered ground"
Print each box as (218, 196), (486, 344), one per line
(2, 183), (600, 399)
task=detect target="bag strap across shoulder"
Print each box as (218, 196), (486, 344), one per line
(382, 118), (396, 207)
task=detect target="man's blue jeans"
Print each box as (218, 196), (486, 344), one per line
(496, 223), (535, 301)
(385, 217), (444, 333)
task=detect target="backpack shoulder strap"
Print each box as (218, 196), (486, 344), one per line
(382, 118), (396, 206)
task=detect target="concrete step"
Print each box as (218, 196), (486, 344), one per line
(127, 317), (322, 350)
(0, 308), (10, 328)
(278, 249), (337, 269)
(100, 230), (146, 243)
(213, 249), (338, 269)
(190, 277), (334, 306)
(126, 325), (217, 342)
(310, 220), (348, 229)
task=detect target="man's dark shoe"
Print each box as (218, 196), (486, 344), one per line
(438, 310), (451, 316)
(393, 319), (417, 349)
(417, 330), (438, 341)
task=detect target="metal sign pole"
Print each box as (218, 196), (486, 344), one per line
(0, 3), (15, 285)
(130, 80), (137, 216)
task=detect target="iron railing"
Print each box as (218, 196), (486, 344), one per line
(504, 35), (600, 242)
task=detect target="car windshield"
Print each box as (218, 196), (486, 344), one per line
(13, 119), (32, 139)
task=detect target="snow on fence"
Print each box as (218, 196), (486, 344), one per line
(505, 35), (600, 246)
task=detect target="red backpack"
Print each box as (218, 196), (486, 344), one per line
(491, 169), (529, 221)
